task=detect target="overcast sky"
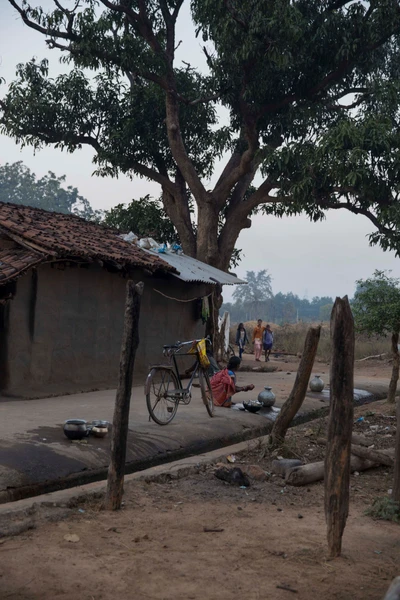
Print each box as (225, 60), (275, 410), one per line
(1, 0), (400, 303)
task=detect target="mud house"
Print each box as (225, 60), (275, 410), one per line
(0, 202), (243, 399)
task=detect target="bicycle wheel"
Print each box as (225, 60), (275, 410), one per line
(199, 368), (214, 417)
(146, 368), (180, 425)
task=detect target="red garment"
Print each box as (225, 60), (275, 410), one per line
(210, 368), (236, 407)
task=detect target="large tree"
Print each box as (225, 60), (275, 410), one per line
(2, 1), (400, 272)
(232, 269), (273, 321)
(0, 161), (100, 219)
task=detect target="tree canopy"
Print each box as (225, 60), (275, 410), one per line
(0, 161), (100, 219)
(103, 194), (177, 243)
(353, 270), (400, 404)
(352, 270), (400, 337)
(225, 278), (333, 324)
(2, 1), (400, 270)
(232, 269), (273, 321)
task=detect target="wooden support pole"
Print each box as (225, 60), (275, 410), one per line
(325, 296), (355, 558)
(104, 281), (144, 511)
(269, 325), (321, 448)
(383, 577), (400, 600)
(393, 398), (400, 503)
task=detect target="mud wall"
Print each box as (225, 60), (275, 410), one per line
(1, 263), (206, 398)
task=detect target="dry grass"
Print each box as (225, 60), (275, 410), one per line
(230, 321), (389, 361)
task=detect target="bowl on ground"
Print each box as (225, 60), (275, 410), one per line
(242, 400), (262, 414)
(91, 426), (109, 438)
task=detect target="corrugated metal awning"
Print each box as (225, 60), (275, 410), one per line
(145, 250), (246, 285)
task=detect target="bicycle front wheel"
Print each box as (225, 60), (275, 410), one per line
(199, 369), (214, 417)
(146, 368), (180, 425)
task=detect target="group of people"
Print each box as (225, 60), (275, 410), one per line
(235, 319), (273, 362)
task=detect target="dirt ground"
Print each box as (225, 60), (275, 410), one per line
(0, 397), (399, 600)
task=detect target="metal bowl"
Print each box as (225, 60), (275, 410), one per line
(91, 420), (110, 428)
(242, 400), (262, 414)
(91, 426), (108, 438)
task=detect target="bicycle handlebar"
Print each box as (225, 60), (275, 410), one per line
(163, 336), (212, 353)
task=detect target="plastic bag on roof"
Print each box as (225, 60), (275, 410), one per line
(147, 238), (159, 249)
(138, 238), (152, 249)
(120, 232), (138, 243)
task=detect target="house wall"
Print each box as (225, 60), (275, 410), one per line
(1, 263), (207, 398)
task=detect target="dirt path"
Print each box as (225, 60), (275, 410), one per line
(0, 401), (399, 600)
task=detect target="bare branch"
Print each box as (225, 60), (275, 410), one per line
(97, 0), (139, 21)
(8, 0), (78, 40)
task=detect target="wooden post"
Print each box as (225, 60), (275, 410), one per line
(388, 332), (399, 404)
(325, 296), (354, 558)
(104, 280), (144, 511)
(393, 398), (400, 503)
(269, 325), (321, 448)
(383, 577), (400, 600)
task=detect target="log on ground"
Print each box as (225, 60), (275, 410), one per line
(285, 455), (375, 487)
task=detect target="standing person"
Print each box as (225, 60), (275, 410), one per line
(235, 322), (249, 360)
(263, 324), (274, 362)
(252, 318), (265, 362)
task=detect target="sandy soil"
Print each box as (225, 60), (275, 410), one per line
(0, 400), (399, 600)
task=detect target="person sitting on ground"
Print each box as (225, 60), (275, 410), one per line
(210, 356), (255, 408)
(235, 322), (249, 360)
(263, 324), (274, 362)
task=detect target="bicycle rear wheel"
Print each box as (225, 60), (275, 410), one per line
(146, 368), (180, 425)
(199, 369), (214, 417)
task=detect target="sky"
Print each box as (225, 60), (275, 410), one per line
(1, 1), (400, 303)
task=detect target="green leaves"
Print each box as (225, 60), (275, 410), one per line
(0, 161), (100, 220)
(103, 195), (177, 243)
(352, 271), (400, 336)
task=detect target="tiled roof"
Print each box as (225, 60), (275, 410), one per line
(0, 202), (175, 283)
(0, 245), (44, 283)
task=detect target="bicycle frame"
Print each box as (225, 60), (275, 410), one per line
(144, 338), (208, 402)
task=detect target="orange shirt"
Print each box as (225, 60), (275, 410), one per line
(252, 325), (265, 342)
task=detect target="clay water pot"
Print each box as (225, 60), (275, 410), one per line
(257, 386), (276, 407)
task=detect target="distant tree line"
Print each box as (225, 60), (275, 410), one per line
(222, 270), (334, 324)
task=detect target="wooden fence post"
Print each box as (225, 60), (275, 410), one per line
(325, 296), (355, 558)
(104, 280), (144, 511)
(393, 398), (400, 503)
(269, 325), (321, 449)
(383, 577), (400, 600)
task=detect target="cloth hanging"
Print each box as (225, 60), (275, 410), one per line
(201, 296), (210, 324)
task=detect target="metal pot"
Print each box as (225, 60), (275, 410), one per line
(63, 419), (88, 441)
(309, 375), (325, 392)
(257, 386), (276, 407)
(91, 426), (108, 438)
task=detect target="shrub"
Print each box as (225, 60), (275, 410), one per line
(366, 497), (400, 523)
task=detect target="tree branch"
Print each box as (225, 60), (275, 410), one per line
(7, 0), (78, 40)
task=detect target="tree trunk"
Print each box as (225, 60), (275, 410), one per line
(318, 437), (394, 465)
(350, 444), (394, 467)
(206, 284), (223, 358)
(269, 325), (321, 448)
(286, 455), (375, 486)
(388, 332), (399, 404)
(393, 398), (400, 503)
(104, 281), (143, 511)
(325, 296), (355, 558)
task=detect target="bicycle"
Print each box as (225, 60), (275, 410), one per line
(145, 338), (215, 425)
